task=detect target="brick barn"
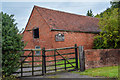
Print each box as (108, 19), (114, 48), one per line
(22, 5), (100, 56)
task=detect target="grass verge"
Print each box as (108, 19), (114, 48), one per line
(76, 66), (118, 78)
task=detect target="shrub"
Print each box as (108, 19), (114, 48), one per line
(94, 8), (120, 49)
(2, 75), (19, 80)
(2, 12), (24, 76)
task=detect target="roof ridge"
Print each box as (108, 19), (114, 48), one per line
(34, 5), (98, 19)
(34, 5), (52, 30)
(33, 5), (99, 32)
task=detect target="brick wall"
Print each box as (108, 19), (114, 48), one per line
(23, 7), (53, 50)
(22, 7), (53, 63)
(85, 49), (120, 69)
(50, 31), (96, 50)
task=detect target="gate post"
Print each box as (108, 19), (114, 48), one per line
(54, 49), (57, 72)
(79, 46), (85, 72)
(42, 47), (46, 75)
(32, 50), (34, 76)
(75, 44), (78, 70)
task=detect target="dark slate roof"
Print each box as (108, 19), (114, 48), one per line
(34, 5), (100, 33)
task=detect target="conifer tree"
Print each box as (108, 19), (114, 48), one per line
(2, 12), (24, 76)
(86, 9), (94, 17)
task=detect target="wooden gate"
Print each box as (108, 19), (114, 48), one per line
(12, 44), (85, 77)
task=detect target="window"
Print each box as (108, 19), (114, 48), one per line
(35, 46), (40, 55)
(55, 33), (64, 41)
(33, 28), (39, 38)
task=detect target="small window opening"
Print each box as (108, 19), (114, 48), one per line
(33, 28), (39, 38)
(35, 46), (40, 55)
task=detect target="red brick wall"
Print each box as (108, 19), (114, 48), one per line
(85, 49), (120, 69)
(22, 7), (53, 62)
(50, 31), (96, 50)
(23, 7), (53, 50)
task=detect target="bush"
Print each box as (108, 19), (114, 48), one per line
(94, 8), (120, 49)
(2, 12), (24, 76)
(93, 35), (104, 49)
(2, 75), (19, 80)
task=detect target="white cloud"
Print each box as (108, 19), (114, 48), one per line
(2, 0), (112, 2)
(0, 3), (2, 12)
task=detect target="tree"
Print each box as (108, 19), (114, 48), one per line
(0, 11), (2, 78)
(95, 1), (120, 18)
(93, 8), (120, 49)
(95, 8), (112, 18)
(2, 12), (24, 76)
(110, 1), (120, 8)
(86, 9), (94, 17)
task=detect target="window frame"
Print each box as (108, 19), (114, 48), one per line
(33, 28), (39, 39)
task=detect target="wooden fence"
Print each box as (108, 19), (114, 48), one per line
(12, 44), (85, 77)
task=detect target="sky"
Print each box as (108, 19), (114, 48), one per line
(1, 1), (112, 31)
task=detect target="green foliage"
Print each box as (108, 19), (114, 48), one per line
(2, 12), (24, 76)
(95, 1), (120, 18)
(93, 8), (120, 49)
(0, 10), (2, 79)
(95, 8), (112, 18)
(93, 35), (104, 49)
(86, 9), (94, 17)
(110, 1), (120, 8)
(2, 75), (19, 80)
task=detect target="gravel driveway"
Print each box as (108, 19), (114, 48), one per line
(13, 67), (106, 79)
(19, 71), (105, 78)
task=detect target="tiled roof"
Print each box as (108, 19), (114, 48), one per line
(35, 5), (100, 33)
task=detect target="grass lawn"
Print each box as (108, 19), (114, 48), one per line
(55, 58), (77, 70)
(55, 58), (118, 78)
(76, 66), (118, 78)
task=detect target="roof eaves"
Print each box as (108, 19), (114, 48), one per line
(51, 29), (100, 34)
